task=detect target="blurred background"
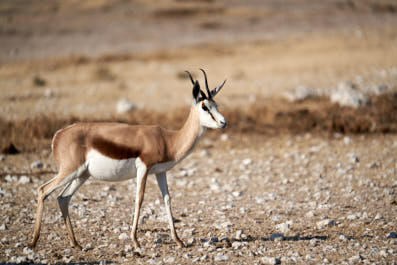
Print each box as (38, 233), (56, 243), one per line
(1, 0), (397, 150)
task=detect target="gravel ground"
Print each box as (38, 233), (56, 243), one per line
(1, 133), (396, 264)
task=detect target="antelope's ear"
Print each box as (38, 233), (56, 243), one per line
(192, 80), (200, 103)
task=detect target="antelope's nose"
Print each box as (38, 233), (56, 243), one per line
(220, 120), (227, 129)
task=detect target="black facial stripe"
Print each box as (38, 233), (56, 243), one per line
(208, 110), (217, 122)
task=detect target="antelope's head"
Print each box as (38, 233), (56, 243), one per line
(186, 69), (227, 129)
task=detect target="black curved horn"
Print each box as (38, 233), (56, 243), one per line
(200, 68), (212, 99)
(185, 71), (195, 85)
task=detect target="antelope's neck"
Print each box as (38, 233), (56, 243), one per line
(170, 105), (205, 162)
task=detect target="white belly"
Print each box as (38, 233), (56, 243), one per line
(86, 150), (137, 181)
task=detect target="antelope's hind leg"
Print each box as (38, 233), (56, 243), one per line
(131, 159), (149, 249)
(57, 174), (89, 250)
(29, 171), (75, 248)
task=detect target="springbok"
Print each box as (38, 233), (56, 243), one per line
(29, 69), (227, 250)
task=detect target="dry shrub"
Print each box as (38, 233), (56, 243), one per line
(1, 94), (396, 153)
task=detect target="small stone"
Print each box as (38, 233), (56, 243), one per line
(344, 137), (353, 145)
(261, 256), (280, 264)
(210, 237), (219, 243)
(200, 255), (208, 261)
(316, 219), (336, 229)
(16, 256), (27, 263)
(220, 134), (229, 141)
(339, 234), (347, 241)
(116, 98), (136, 114)
(214, 254), (229, 262)
(232, 241), (242, 249)
(200, 150), (211, 157)
(30, 161), (43, 169)
(242, 158), (252, 166)
(232, 191), (243, 197)
(330, 81), (369, 108)
(348, 153), (359, 163)
(5, 175), (17, 182)
(374, 213), (382, 220)
(0, 224), (8, 230)
(235, 230), (243, 240)
(44, 88), (53, 98)
(276, 222), (290, 233)
(284, 85), (315, 102)
(387, 232), (397, 239)
(118, 233), (129, 240)
(367, 162), (379, 169)
(347, 214), (358, 220)
(164, 256), (176, 263)
(348, 255), (362, 263)
(22, 247), (33, 255)
(18, 176), (31, 184)
(305, 211), (315, 218)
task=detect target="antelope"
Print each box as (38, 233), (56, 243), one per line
(29, 69), (227, 250)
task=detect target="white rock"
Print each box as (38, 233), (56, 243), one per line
(232, 191), (243, 197)
(261, 256), (280, 264)
(164, 256), (176, 263)
(118, 233), (129, 240)
(235, 230), (243, 240)
(374, 213), (383, 220)
(330, 82), (369, 108)
(44, 88), (53, 98)
(242, 158), (252, 166)
(214, 254), (229, 262)
(18, 176), (31, 184)
(348, 153), (359, 163)
(200, 255), (209, 261)
(210, 182), (221, 192)
(30, 161), (43, 169)
(316, 219), (336, 229)
(348, 255), (362, 263)
(276, 222), (290, 233)
(116, 98), (136, 114)
(200, 150), (211, 157)
(220, 134), (229, 141)
(232, 241), (242, 249)
(0, 224), (7, 231)
(305, 211), (315, 218)
(284, 85), (316, 102)
(5, 175), (17, 182)
(347, 214), (358, 220)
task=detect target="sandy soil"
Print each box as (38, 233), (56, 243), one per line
(1, 0), (397, 264)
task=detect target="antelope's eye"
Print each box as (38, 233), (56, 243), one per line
(202, 105), (209, 112)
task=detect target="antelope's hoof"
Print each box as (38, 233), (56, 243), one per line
(175, 239), (185, 248)
(27, 241), (36, 249)
(133, 241), (140, 249)
(73, 243), (83, 251)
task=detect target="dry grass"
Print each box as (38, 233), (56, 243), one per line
(2, 94), (396, 153)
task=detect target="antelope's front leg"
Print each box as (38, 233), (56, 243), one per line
(131, 159), (148, 249)
(155, 172), (184, 247)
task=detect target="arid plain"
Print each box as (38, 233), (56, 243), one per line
(1, 0), (397, 264)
